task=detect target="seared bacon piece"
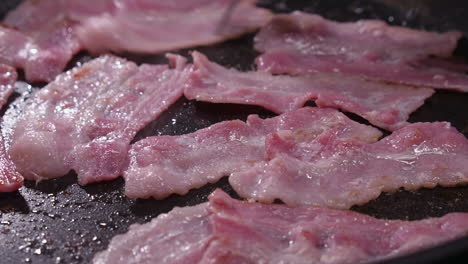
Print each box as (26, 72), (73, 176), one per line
(184, 52), (434, 131)
(8, 54), (190, 185)
(255, 12), (468, 92)
(94, 189), (468, 264)
(0, 64), (23, 192)
(75, 0), (272, 53)
(123, 107), (382, 199)
(231, 122), (468, 208)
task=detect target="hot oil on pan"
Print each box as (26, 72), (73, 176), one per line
(0, 0), (468, 263)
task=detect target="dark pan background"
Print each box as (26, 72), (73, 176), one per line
(0, 0), (468, 263)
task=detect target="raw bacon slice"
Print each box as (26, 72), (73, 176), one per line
(94, 202), (211, 264)
(0, 0), (81, 82)
(231, 122), (468, 209)
(76, 0), (272, 53)
(0, 65), (23, 192)
(1, 0), (270, 81)
(94, 189), (468, 264)
(123, 107), (382, 199)
(8, 54), (190, 185)
(184, 52), (434, 131)
(255, 12), (468, 92)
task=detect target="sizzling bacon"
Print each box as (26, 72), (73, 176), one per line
(231, 122), (468, 208)
(95, 202), (211, 264)
(184, 52), (434, 131)
(94, 189), (468, 264)
(255, 12), (468, 92)
(8, 54), (190, 185)
(123, 107), (382, 199)
(75, 0), (273, 53)
(0, 65), (23, 192)
(0, 0), (270, 82)
(78, 0), (271, 53)
(0, 0), (81, 82)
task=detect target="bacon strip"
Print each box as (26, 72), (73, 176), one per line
(8, 54), (190, 185)
(0, 0), (81, 82)
(231, 122), (468, 208)
(94, 189), (468, 264)
(184, 51), (434, 131)
(0, 65), (23, 192)
(75, 0), (272, 53)
(123, 107), (382, 199)
(1, 0), (270, 82)
(255, 12), (468, 92)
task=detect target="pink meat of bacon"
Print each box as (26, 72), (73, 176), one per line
(255, 12), (468, 92)
(0, 0), (81, 82)
(0, 65), (16, 107)
(8, 54), (190, 185)
(123, 107), (382, 199)
(184, 52), (434, 131)
(93, 189), (468, 264)
(0, 65), (23, 192)
(75, 0), (272, 53)
(231, 122), (468, 209)
(1, 0), (270, 81)
(94, 202), (211, 264)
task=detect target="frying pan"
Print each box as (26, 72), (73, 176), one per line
(0, 0), (468, 263)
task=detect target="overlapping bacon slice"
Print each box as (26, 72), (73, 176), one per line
(124, 111), (468, 209)
(0, 0), (271, 82)
(184, 52), (434, 131)
(7, 54), (190, 185)
(231, 122), (468, 208)
(123, 107), (382, 199)
(255, 12), (468, 92)
(94, 189), (468, 264)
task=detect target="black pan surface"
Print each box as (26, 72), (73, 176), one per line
(0, 0), (468, 263)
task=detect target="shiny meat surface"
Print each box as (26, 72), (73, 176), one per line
(255, 12), (468, 92)
(0, 64), (16, 107)
(0, 1), (467, 263)
(0, 0), (81, 82)
(94, 203), (211, 264)
(7, 54), (189, 185)
(0, 64), (22, 192)
(123, 107), (382, 199)
(185, 51), (434, 131)
(0, 0), (270, 81)
(231, 122), (468, 208)
(74, 0), (272, 53)
(94, 189), (468, 264)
